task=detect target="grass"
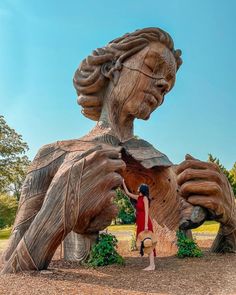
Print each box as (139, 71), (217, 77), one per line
(0, 228), (11, 239)
(0, 222), (219, 251)
(108, 221), (219, 234)
(192, 221), (219, 234)
(107, 224), (136, 232)
(0, 240), (8, 251)
(0, 228), (11, 251)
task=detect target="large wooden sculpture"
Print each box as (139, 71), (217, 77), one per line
(2, 28), (236, 274)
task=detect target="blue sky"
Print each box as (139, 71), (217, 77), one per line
(0, 0), (235, 169)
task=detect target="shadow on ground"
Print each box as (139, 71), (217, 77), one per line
(1, 250), (236, 295)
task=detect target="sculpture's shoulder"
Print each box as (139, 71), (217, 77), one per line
(33, 141), (63, 160)
(28, 141), (63, 172)
(123, 137), (173, 169)
(57, 139), (99, 152)
(28, 139), (100, 173)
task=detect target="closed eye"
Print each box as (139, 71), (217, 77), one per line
(144, 63), (154, 72)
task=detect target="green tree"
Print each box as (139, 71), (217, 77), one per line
(230, 162), (236, 179)
(229, 162), (236, 196)
(114, 189), (135, 224)
(0, 115), (30, 199)
(208, 154), (236, 197)
(0, 194), (18, 229)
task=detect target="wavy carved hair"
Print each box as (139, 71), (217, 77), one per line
(73, 27), (182, 121)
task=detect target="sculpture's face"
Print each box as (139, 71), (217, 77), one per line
(113, 42), (177, 120)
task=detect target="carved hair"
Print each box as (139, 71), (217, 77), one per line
(73, 27), (182, 121)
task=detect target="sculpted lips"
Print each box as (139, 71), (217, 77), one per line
(144, 89), (163, 108)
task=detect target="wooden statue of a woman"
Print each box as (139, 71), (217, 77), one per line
(2, 27), (236, 273)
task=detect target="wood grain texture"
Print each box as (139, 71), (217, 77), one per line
(64, 232), (97, 262)
(2, 27), (236, 273)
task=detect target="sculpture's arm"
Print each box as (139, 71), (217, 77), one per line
(176, 155), (236, 253)
(2, 147), (125, 273)
(2, 143), (67, 262)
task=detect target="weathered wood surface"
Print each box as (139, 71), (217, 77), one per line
(2, 27), (236, 274)
(64, 232), (97, 262)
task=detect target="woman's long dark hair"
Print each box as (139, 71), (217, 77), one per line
(138, 184), (152, 206)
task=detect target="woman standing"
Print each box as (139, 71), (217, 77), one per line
(122, 179), (156, 271)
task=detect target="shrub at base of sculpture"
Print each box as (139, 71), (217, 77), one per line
(176, 230), (203, 258)
(87, 233), (124, 267)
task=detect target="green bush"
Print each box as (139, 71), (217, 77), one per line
(176, 230), (203, 258)
(87, 233), (124, 267)
(114, 188), (135, 224)
(0, 194), (18, 229)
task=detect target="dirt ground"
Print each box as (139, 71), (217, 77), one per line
(0, 239), (236, 295)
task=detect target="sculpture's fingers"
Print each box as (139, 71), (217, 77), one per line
(77, 95), (102, 107)
(77, 188), (118, 233)
(80, 172), (122, 211)
(180, 181), (222, 199)
(91, 173), (123, 210)
(83, 147), (123, 171)
(87, 147), (122, 161)
(185, 154), (198, 161)
(86, 202), (118, 233)
(102, 172), (123, 192)
(187, 195), (223, 213)
(104, 158), (126, 173)
(97, 147), (123, 159)
(94, 190), (118, 212)
(83, 156), (126, 180)
(180, 197), (193, 211)
(82, 107), (101, 120)
(176, 159), (221, 175)
(177, 168), (223, 186)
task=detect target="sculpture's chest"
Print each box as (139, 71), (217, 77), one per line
(121, 152), (180, 230)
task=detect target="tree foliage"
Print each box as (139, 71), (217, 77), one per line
(0, 194), (18, 229)
(0, 116), (30, 199)
(229, 162), (236, 196)
(208, 154), (236, 197)
(114, 189), (135, 224)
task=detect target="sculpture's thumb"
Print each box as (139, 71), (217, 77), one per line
(185, 154), (198, 161)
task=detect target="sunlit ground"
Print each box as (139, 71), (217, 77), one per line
(0, 221), (219, 249)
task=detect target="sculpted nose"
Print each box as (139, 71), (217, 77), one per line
(155, 79), (169, 95)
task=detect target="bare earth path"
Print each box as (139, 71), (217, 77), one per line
(0, 239), (236, 295)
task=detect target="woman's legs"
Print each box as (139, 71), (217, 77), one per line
(143, 250), (155, 271)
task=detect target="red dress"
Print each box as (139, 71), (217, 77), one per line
(136, 195), (156, 256)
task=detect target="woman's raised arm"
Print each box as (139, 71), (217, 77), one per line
(122, 179), (138, 200)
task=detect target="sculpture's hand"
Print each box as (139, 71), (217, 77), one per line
(74, 147), (126, 233)
(176, 154), (236, 252)
(176, 154), (235, 225)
